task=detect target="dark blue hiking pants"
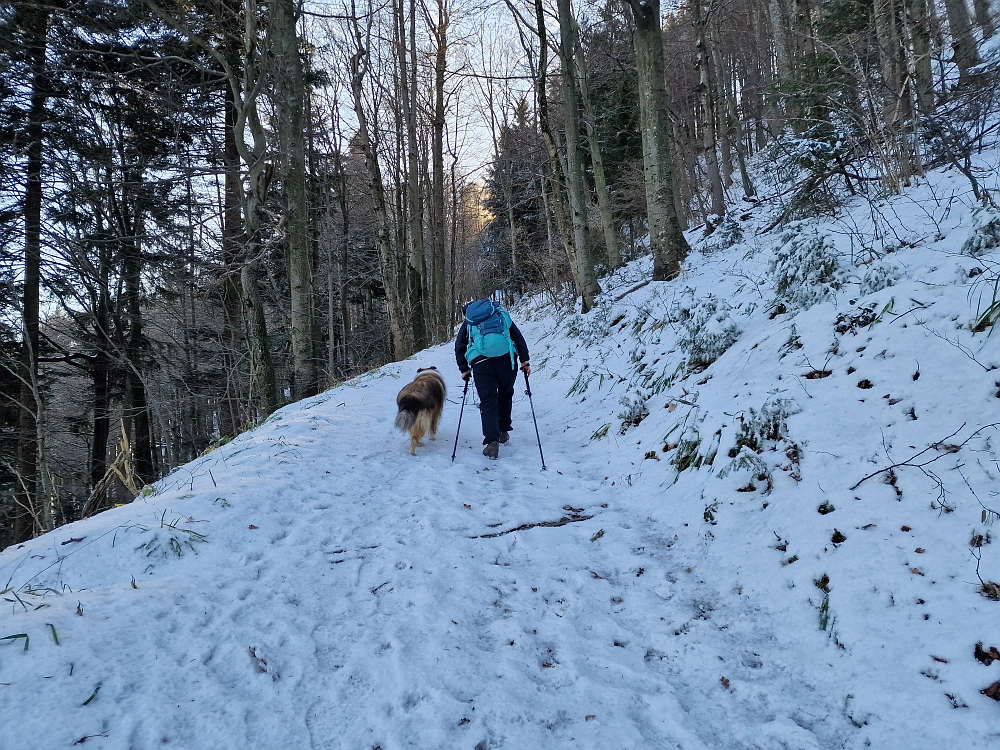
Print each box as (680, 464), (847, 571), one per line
(472, 356), (518, 445)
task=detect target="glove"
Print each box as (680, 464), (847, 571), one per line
(520, 362), (531, 377)
(462, 370), (472, 382)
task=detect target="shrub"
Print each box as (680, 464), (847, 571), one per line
(672, 289), (743, 369)
(859, 260), (901, 296)
(962, 216), (1000, 257)
(770, 224), (844, 310)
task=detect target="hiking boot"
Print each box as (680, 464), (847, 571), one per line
(499, 431), (509, 444)
(483, 441), (499, 459)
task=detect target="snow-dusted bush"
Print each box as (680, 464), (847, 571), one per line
(718, 395), (802, 492)
(699, 214), (744, 254)
(617, 393), (650, 434)
(859, 259), (901, 296)
(961, 216), (1000, 257)
(672, 289), (742, 369)
(769, 225), (844, 310)
(563, 304), (613, 346)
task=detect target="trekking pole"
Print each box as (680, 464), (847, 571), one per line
(451, 379), (470, 462)
(523, 373), (547, 470)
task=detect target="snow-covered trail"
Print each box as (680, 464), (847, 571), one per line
(13, 156), (1000, 746)
(2, 333), (856, 749)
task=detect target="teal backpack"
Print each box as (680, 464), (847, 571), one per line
(464, 300), (517, 367)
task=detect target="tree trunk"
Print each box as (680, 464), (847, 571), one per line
(624, 0), (690, 280)
(429, 0), (449, 340)
(273, 0), (316, 399)
(941, 0), (982, 80)
(90, 237), (112, 507)
(14, 4), (50, 542)
(767, 0), (795, 125)
(573, 20), (622, 270)
(348, 6), (408, 358)
(533, 0), (581, 297)
(713, 43), (756, 198)
(122, 228), (155, 488)
(399, 0), (427, 350)
(557, 0), (600, 312)
(908, 0), (935, 114)
(694, 0), (726, 219)
(972, 0), (994, 38)
(220, 79), (244, 436)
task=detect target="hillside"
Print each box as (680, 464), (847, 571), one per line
(3, 160), (1000, 749)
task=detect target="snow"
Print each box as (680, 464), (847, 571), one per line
(4, 162), (1000, 748)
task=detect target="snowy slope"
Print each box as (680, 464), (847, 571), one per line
(3, 162), (1000, 749)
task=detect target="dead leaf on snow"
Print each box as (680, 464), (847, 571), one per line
(585, 715), (596, 721)
(981, 681), (1000, 701)
(975, 642), (1000, 666)
(910, 567), (924, 576)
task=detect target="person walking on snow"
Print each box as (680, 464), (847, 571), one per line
(455, 299), (530, 459)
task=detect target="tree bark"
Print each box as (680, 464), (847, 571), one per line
(89, 236), (112, 507)
(122, 226), (155, 488)
(972, 0), (994, 38)
(907, 0), (935, 114)
(14, 4), (50, 542)
(532, 0), (581, 297)
(941, 0), (982, 80)
(623, 0), (690, 280)
(694, 0), (726, 219)
(399, 0), (427, 350)
(348, 3), (408, 358)
(557, 0), (600, 312)
(273, 0), (317, 399)
(428, 0), (449, 340)
(573, 19), (622, 270)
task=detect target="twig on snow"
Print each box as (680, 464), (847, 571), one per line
(472, 513), (594, 539)
(850, 422), (1000, 491)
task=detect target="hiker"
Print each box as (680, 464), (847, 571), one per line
(455, 299), (530, 459)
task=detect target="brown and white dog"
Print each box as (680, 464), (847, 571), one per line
(394, 367), (447, 455)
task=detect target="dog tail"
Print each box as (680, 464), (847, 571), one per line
(395, 403), (418, 432)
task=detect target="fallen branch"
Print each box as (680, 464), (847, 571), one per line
(850, 422), (1000, 491)
(472, 513), (593, 539)
(614, 279), (652, 302)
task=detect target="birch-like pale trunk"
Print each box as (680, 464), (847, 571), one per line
(273, 0), (316, 399)
(694, 0), (726, 219)
(623, 0), (690, 280)
(557, 0), (599, 312)
(907, 0), (935, 114)
(532, 0), (581, 296)
(573, 19), (622, 270)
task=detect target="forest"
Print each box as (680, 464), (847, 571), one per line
(1, 0), (997, 548)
